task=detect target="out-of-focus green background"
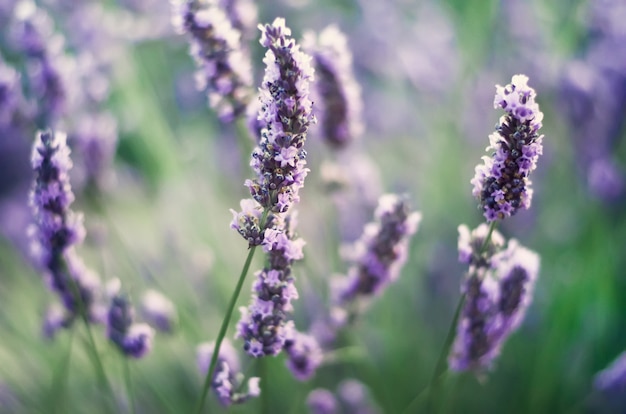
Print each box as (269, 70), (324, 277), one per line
(1, 0), (625, 413)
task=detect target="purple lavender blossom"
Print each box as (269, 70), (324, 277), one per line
(302, 25), (363, 148)
(0, 59), (24, 127)
(29, 130), (100, 325)
(236, 212), (306, 357)
(449, 224), (540, 373)
(217, 0), (257, 40)
(337, 379), (381, 414)
(69, 112), (118, 190)
(471, 75), (544, 222)
(140, 289), (177, 333)
(284, 327), (323, 381)
(196, 339), (260, 406)
(306, 389), (338, 414)
(11, 1), (77, 125)
(106, 284), (155, 358)
(333, 194), (421, 307)
(241, 17), (315, 214)
(171, 0), (253, 121)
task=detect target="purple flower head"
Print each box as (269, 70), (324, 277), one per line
(450, 224), (540, 373)
(140, 289), (177, 333)
(284, 328), (323, 381)
(69, 112), (118, 190)
(334, 194), (421, 305)
(196, 339), (260, 406)
(11, 1), (77, 125)
(302, 25), (363, 148)
(471, 75), (544, 222)
(337, 379), (381, 414)
(217, 0), (257, 40)
(0, 59), (24, 127)
(306, 389), (338, 414)
(171, 0), (253, 121)
(106, 283), (155, 358)
(242, 17), (315, 213)
(229, 198), (264, 246)
(29, 130), (100, 326)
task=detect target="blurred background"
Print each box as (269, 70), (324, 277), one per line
(0, 0), (625, 413)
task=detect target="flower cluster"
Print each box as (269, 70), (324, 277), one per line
(333, 194), (422, 308)
(449, 223), (540, 372)
(29, 130), (100, 327)
(171, 0), (253, 121)
(236, 212), (306, 357)
(243, 17), (315, 214)
(471, 74), (544, 221)
(106, 283), (155, 359)
(302, 25), (363, 148)
(196, 339), (260, 406)
(140, 289), (178, 333)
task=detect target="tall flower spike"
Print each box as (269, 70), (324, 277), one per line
(449, 224), (540, 373)
(333, 194), (421, 308)
(29, 130), (100, 326)
(471, 74), (544, 221)
(171, 0), (253, 121)
(196, 339), (260, 406)
(302, 25), (363, 148)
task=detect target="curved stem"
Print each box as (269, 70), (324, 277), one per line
(194, 243), (260, 414)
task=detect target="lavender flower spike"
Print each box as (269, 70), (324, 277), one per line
(303, 25), (363, 148)
(29, 130), (100, 325)
(471, 74), (544, 221)
(244, 17), (315, 214)
(196, 339), (261, 406)
(306, 389), (338, 414)
(171, 0), (253, 121)
(449, 224), (540, 373)
(333, 194), (421, 307)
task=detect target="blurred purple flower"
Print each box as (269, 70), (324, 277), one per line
(303, 25), (363, 148)
(171, 0), (253, 121)
(333, 194), (421, 308)
(106, 283), (155, 359)
(593, 351), (626, 409)
(196, 339), (260, 406)
(284, 327), (323, 381)
(450, 224), (540, 373)
(306, 389), (338, 414)
(471, 74), (544, 222)
(28, 130), (101, 326)
(140, 289), (178, 333)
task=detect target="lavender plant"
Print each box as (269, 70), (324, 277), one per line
(196, 17), (314, 411)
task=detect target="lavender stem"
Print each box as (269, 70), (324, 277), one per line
(195, 208), (269, 413)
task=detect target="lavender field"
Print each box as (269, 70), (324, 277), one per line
(0, 0), (625, 413)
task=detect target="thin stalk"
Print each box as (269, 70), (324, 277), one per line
(50, 327), (75, 414)
(194, 238), (261, 414)
(123, 358), (136, 414)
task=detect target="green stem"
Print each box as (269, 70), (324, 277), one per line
(194, 243), (260, 414)
(50, 327), (75, 414)
(123, 358), (136, 414)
